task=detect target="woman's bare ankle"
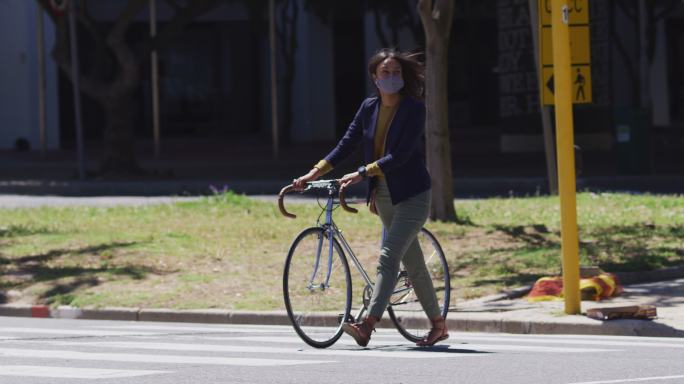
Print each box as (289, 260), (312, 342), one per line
(431, 316), (446, 330)
(365, 315), (379, 328)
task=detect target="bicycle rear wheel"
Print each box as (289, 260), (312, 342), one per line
(283, 227), (352, 348)
(387, 227), (450, 343)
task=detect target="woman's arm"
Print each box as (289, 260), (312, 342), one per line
(322, 98), (369, 167)
(293, 99), (370, 190)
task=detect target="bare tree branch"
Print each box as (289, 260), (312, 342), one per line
(76, 6), (109, 82)
(108, 0), (148, 41)
(104, 0), (147, 96)
(434, 0), (454, 39)
(139, 0), (222, 56)
(35, 0), (105, 100)
(417, 0), (438, 46)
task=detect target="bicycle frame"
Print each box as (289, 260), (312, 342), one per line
(316, 188), (373, 290)
(293, 180), (426, 321)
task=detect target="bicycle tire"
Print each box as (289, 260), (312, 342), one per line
(283, 227), (352, 348)
(387, 227), (451, 343)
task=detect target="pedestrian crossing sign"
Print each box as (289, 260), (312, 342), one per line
(571, 65), (592, 103)
(542, 64), (592, 105)
(539, 0), (592, 105)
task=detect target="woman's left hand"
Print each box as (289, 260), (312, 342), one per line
(339, 172), (363, 189)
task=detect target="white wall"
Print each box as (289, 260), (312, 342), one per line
(0, 0), (59, 150)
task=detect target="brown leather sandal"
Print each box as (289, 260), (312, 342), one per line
(342, 316), (377, 347)
(417, 317), (449, 347)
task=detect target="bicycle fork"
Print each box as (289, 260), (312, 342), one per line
(308, 190), (336, 291)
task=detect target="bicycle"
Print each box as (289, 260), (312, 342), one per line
(278, 179), (450, 348)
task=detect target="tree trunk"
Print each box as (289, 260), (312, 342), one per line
(418, 0), (457, 222)
(100, 92), (142, 175)
(425, 38), (456, 221)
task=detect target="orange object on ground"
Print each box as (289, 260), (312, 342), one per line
(527, 273), (623, 302)
(527, 277), (564, 302)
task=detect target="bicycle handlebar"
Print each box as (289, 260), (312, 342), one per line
(278, 184), (297, 219)
(278, 179), (358, 219)
(338, 183), (358, 214)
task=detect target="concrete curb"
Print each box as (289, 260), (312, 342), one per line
(1, 304), (682, 338)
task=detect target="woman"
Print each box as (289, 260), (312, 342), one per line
(292, 49), (448, 347)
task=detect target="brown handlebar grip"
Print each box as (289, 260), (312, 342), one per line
(339, 183), (358, 214)
(278, 185), (297, 219)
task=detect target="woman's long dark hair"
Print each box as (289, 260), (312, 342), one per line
(368, 49), (425, 100)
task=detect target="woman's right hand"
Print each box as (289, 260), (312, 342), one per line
(293, 168), (321, 190)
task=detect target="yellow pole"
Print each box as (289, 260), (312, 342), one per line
(551, 0), (580, 314)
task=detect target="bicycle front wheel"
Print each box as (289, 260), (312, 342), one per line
(283, 227), (352, 348)
(387, 227), (451, 343)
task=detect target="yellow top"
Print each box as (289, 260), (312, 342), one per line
(314, 159), (333, 175)
(369, 103), (399, 178)
(313, 101), (398, 178)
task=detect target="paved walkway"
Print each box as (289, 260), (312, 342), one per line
(450, 278), (684, 337)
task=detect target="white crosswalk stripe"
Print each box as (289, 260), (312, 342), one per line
(222, 336), (620, 353)
(88, 324), (294, 334)
(40, 340), (485, 359)
(1, 322), (682, 380)
(0, 327), (160, 336)
(0, 366), (168, 379)
(0, 347), (333, 366)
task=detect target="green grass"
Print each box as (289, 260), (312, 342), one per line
(0, 191), (682, 309)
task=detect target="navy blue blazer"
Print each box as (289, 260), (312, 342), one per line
(324, 96), (431, 205)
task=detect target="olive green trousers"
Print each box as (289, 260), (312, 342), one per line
(367, 179), (441, 320)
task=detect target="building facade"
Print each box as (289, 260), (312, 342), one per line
(1, 0), (682, 174)
(0, 0), (59, 150)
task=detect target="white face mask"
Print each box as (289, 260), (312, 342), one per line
(375, 75), (404, 94)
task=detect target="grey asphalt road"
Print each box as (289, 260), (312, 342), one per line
(1, 317), (683, 384)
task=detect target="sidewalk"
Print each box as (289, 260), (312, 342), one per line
(2, 278), (683, 338)
(450, 278), (684, 337)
